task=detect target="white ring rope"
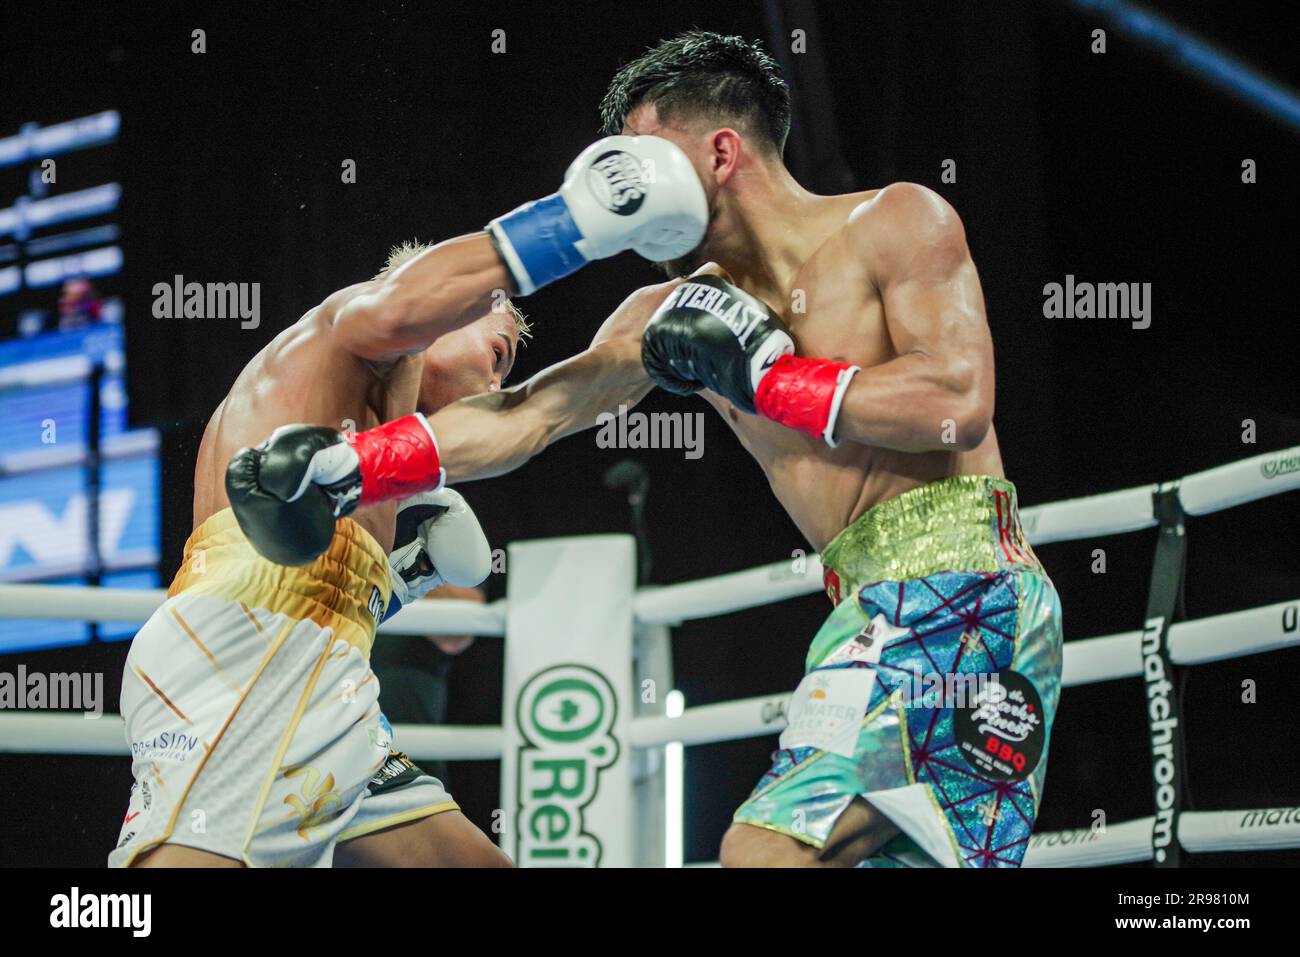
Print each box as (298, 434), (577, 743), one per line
(689, 808), (1300, 867)
(1024, 808), (1300, 867)
(635, 445), (1300, 621)
(0, 586), (506, 637)
(634, 560), (824, 626)
(631, 594), (1300, 748)
(3, 446), (1295, 631)
(0, 444), (1297, 863)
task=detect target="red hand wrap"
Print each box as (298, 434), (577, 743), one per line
(347, 414), (443, 504)
(753, 355), (853, 440)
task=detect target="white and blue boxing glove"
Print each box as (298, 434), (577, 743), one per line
(487, 135), (708, 295)
(381, 488), (492, 623)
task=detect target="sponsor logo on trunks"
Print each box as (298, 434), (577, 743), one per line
(368, 750), (425, 795)
(993, 489), (1034, 566)
(515, 664), (618, 867)
(954, 670), (1045, 782)
(49, 887), (151, 937)
(586, 150), (647, 215)
(780, 669), (875, 758)
(795, 674), (859, 721)
(822, 566), (842, 604)
(131, 731), (200, 762)
(822, 618), (1003, 710)
(367, 585), (385, 627)
(1141, 615), (1180, 862)
(371, 710), (394, 751)
(283, 765), (345, 840)
(1261, 451), (1300, 480)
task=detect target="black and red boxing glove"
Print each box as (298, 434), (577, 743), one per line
(641, 274), (860, 445)
(225, 414), (444, 566)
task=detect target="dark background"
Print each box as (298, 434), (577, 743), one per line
(1, 0), (1297, 866)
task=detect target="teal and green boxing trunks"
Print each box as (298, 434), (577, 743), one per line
(733, 475), (1063, 868)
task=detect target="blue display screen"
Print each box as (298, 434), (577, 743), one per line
(0, 111), (160, 652)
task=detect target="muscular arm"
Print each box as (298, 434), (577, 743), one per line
(833, 184), (995, 453)
(427, 282), (678, 483)
(330, 233), (515, 361)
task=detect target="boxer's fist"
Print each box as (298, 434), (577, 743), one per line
(387, 488), (492, 617)
(227, 414), (444, 567)
(226, 425), (363, 566)
(488, 135), (707, 295)
(641, 274), (794, 413)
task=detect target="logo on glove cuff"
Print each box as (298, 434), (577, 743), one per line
(586, 150), (646, 216)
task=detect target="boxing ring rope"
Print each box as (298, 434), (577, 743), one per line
(0, 445), (1297, 865)
(0, 587), (506, 637)
(630, 595), (1300, 750)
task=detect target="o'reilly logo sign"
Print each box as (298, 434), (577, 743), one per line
(1261, 452), (1300, 480)
(516, 664), (619, 867)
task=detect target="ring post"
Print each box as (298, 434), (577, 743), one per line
(501, 535), (636, 867)
(631, 620), (673, 867)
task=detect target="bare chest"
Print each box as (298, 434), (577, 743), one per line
(711, 239), (890, 442)
(785, 238), (890, 368)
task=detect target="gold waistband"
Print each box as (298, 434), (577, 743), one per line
(168, 508), (391, 653)
(820, 475), (1041, 601)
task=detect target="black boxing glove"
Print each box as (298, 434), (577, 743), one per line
(640, 274), (794, 413)
(225, 424), (364, 566)
(226, 414), (444, 566)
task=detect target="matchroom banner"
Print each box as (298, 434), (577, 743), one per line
(501, 536), (636, 867)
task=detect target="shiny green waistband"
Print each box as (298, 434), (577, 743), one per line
(819, 475), (1041, 602)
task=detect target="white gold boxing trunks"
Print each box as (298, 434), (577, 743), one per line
(109, 508), (457, 867)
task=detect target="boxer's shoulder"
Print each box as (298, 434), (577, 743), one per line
(263, 303), (416, 388)
(847, 183), (961, 235)
(845, 183), (968, 272)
